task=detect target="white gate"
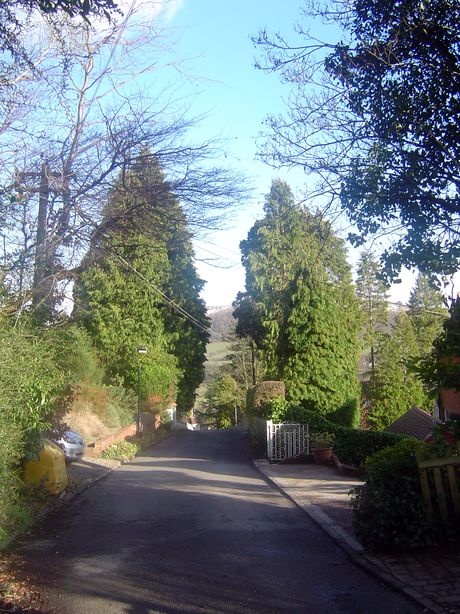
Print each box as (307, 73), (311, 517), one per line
(266, 421), (309, 461)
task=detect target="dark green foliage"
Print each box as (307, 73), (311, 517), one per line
(416, 298), (460, 393)
(350, 439), (441, 551)
(236, 179), (361, 419)
(408, 274), (447, 355)
(267, 402), (404, 466)
(161, 221), (209, 414)
(367, 312), (431, 429)
(434, 297), (460, 360)
(255, 0), (460, 277)
(332, 428), (405, 468)
(74, 153), (208, 410)
(328, 398), (360, 429)
(74, 238), (179, 401)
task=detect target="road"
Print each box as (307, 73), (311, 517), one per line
(18, 430), (420, 613)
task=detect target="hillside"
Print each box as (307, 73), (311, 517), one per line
(208, 306), (236, 341)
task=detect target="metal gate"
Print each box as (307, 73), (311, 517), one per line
(266, 421), (309, 461)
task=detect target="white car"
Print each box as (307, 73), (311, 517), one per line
(54, 430), (85, 462)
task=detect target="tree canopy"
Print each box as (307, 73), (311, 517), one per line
(255, 0), (460, 278)
(234, 179), (361, 425)
(74, 153), (209, 412)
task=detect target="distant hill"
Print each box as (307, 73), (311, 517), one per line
(207, 306), (236, 342)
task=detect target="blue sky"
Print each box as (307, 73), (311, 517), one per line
(160, 1), (335, 306)
(146, 0), (443, 307)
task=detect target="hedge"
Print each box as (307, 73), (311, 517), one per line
(266, 401), (406, 466)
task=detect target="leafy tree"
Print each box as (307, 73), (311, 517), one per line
(235, 179), (361, 424)
(417, 297), (460, 398)
(355, 251), (388, 379)
(408, 273), (448, 355)
(203, 374), (244, 429)
(368, 312), (430, 429)
(255, 0), (460, 278)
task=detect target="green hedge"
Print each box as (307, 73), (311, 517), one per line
(267, 401), (405, 466)
(350, 439), (442, 551)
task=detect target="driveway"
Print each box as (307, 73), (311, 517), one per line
(16, 430), (420, 613)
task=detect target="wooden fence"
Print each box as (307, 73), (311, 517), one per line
(417, 445), (460, 523)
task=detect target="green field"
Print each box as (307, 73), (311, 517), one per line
(206, 341), (231, 361)
(205, 341), (232, 380)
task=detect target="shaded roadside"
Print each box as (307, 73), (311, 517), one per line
(255, 459), (460, 614)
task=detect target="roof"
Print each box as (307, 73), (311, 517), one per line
(385, 407), (440, 441)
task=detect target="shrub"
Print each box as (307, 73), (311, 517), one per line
(266, 402), (405, 466)
(333, 428), (405, 467)
(250, 381), (285, 418)
(350, 439), (441, 551)
(328, 398), (360, 428)
(101, 440), (140, 462)
(0, 419), (26, 546)
(51, 325), (104, 385)
(105, 386), (136, 428)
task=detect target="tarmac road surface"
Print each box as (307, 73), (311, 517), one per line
(17, 430), (421, 613)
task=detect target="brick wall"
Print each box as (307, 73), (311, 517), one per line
(85, 424), (137, 458)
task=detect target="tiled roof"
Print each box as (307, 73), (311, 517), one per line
(385, 406), (440, 441)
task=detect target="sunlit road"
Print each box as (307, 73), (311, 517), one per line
(18, 430), (420, 613)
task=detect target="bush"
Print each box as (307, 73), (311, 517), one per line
(105, 386), (136, 428)
(328, 398), (360, 428)
(51, 325), (104, 385)
(249, 381), (285, 418)
(101, 440), (140, 461)
(350, 439), (441, 551)
(267, 401), (405, 466)
(0, 419), (26, 547)
(333, 428), (405, 467)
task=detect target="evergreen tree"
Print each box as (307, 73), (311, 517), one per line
(408, 273), (447, 355)
(235, 179), (361, 424)
(355, 251), (389, 380)
(162, 221), (209, 415)
(74, 153), (208, 409)
(368, 312), (430, 429)
(74, 234), (179, 403)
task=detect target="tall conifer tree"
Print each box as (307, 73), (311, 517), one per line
(368, 312), (430, 429)
(355, 251), (389, 380)
(408, 273), (447, 355)
(235, 179), (361, 424)
(74, 152), (208, 409)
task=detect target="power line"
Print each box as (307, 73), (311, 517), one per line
(103, 245), (235, 342)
